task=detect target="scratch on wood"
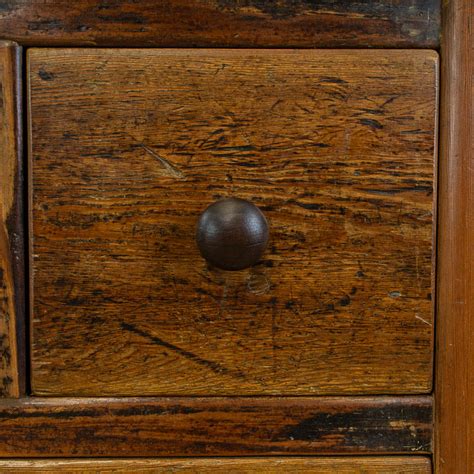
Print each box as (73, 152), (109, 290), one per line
(140, 143), (186, 179)
(120, 321), (245, 379)
(415, 315), (432, 326)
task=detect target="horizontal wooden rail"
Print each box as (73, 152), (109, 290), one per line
(0, 0), (440, 48)
(0, 457), (433, 473)
(0, 396), (432, 457)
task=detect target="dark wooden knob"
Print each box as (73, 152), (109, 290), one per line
(196, 198), (269, 271)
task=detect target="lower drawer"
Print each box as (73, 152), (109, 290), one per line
(0, 457), (431, 473)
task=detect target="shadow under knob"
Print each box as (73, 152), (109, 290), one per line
(196, 197), (269, 271)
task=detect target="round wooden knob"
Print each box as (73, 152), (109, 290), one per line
(196, 198), (269, 271)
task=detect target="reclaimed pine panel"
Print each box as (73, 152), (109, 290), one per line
(0, 41), (23, 397)
(0, 457), (432, 473)
(0, 397), (433, 456)
(0, 0), (440, 48)
(28, 49), (438, 396)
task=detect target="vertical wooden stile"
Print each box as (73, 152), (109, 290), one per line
(0, 41), (24, 397)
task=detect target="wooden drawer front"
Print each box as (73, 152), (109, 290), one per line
(0, 457), (432, 473)
(28, 49), (438, 396)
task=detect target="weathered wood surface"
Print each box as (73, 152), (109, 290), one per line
(0, 41), (23, 397)
(0, 396), (433, 456)
(435, 0), (474, 472)
(0, 0), (440, 48)
(28, 49), (438, 396)
(0, 457), (432, 473)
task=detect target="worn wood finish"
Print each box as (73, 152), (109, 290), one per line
(0, 41), (23, 397)
(0, 396), (433, 456)
(0, 0), (440, 49)
(435, 0), (474, 472)
(28, 49), (438, 396)
(0, 457), (433, 473)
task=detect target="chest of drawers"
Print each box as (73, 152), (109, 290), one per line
(0, 1), (472, 472)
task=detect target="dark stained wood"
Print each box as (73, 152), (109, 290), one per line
(0, 0), (440, 49)
(435, 0), (474, 472)
(0, 41), (24, 397)
(27, 49), (438, 396)
(196, 197), (269, 271)
(0, 456), (433, 473)
(0, 396), (433, 457)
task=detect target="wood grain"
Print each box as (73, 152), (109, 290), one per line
(0, 396), (433, 456)
(0, 457), (432, 473)
(435, 0), (474, 472)
(28, 49), (438, 396)
(0, 41), (24, 397)
(0, 0), (440, 49)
